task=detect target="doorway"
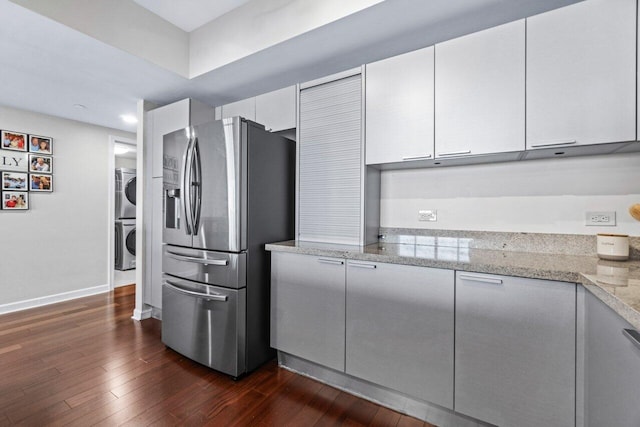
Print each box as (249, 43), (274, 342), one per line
(108, 135), (137, 289)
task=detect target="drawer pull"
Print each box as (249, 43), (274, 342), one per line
(458, 273), (503, 285)
(317, 259), (344, 265)
(437, 150), (471, 157)
(530, 140), (577, 148)
(402, 154), (432, 161)
(166, 251), (229, 266)
(165, 281), (228, 302)
(622, 329), (640, 351)
(349, 262), (377, 269)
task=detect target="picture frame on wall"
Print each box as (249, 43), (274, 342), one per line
(2, 191), (28, 210)
(28, 135), (53, 154)
(2, 171), (28, 191)
(29, 154), (53, 173)
(1, 130), (27, 152)
(30, 174), (52, 192)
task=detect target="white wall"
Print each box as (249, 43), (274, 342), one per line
(115, 156), (137, 170)
(380, 152), (640, 235)
(9, 0), (189, 77)
(189, 0), (382, 77)
(0, 106), (134, 306)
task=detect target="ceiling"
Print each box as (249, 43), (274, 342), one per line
(131, 0), (252, 32)
(0, 0), (582, 133)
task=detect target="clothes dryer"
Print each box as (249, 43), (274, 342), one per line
(115, 220), (136, 271)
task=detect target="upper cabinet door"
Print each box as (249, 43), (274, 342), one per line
(435, 20), (525, 159)
(221, 98), (256, 121)
(527, 0), (636, 150)
(255, 86), (297, 132)
(365, 46), (434, 165)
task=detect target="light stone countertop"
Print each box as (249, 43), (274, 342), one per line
(266, 240), (640, 330)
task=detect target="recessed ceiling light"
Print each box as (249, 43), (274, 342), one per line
(120, 114), (138, 124)
(73, 103), (87, 109)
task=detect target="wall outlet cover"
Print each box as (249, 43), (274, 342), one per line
(585, 211), (616, 226)
(419, 210), (437, 222)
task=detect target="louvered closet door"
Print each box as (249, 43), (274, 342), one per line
(298, 75), (362, 245)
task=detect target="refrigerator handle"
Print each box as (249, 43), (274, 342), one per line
(182, 134), (194, 235)
(191, 137), (202, 234)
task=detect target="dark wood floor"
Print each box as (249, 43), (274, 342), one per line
(0, 286), (434, 426)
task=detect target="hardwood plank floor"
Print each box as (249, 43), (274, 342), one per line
(0, 286), (435, 426)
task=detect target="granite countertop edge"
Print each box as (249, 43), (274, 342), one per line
(266, 240), (640, 330)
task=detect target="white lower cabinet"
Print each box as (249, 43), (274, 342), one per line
(455, 272), (576, 427)
(270, 253), (581, 426)
(270, 252), (346, 371)
(585, 290), (640, 427)
(345, 261), (454, 409)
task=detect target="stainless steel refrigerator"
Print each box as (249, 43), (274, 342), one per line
(161, 117), (294, 378)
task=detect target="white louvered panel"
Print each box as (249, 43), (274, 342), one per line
(299, 74), (363, 245)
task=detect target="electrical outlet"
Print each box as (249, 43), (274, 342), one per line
(419, 210), (437, 222)
(585, 211), (616, 226)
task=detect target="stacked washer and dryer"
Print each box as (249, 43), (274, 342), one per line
(115, 168), (136, 270)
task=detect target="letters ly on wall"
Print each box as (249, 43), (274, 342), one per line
(1, 130), (54, 211)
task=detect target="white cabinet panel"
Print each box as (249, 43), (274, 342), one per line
(585, 291), (640, 426)
(271, 252), (346, 372)
(149, 99), (190, 178)
(366, 46), (434, 165)
(346, 261), (454, 409)
(221, 98), (256, 121)
(527, 0), (636, 149)
(255, 86), (296, 131)
(435, 20), (525, 158)
(149, 177), (163, 308)
(455, 272), (576, 427)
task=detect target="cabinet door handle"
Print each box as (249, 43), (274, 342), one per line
(458, 273), (503, 285)
(402, 154), (432, 161)
(530, 140), (577, 148)
(317, 259), (344, 265)
(349, 262), (377, 269)
(622, 329), (640, 351)
(437, 150), (471, 157)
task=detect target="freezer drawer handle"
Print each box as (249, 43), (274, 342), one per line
(317, 259), (344, 265)
(349, 262), (377, 269)
(164, 281), (228, 302)
(530, 140), (577, 148)
(622, 329), (640, 351)
(166, 251), (229, 266)
(458, 273), (503, 285)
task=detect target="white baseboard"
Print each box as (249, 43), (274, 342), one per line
(0, 284), (110, 315)
(131, 307), (152, 321)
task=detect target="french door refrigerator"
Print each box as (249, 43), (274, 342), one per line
(161, 117), (294, 378)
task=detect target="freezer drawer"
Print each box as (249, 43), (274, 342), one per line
(163, 245), (246, 289)
(161, 275), (246, 377)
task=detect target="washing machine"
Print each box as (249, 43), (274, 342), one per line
(115, 220), (136, 271)
(115, 168), (136, 219)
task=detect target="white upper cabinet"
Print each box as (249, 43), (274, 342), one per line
(435, 20), (525, 159)
(526, 0), (636, 150)
(220, 97), (256, 121)
(365, 46), (435, 165)
(220, 86), (297, 132)
(255, 86), (297, 132)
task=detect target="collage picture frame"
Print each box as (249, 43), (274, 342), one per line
(0, 129), (55, 210)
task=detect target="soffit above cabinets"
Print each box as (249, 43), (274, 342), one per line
(3, 0), (581, 132)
